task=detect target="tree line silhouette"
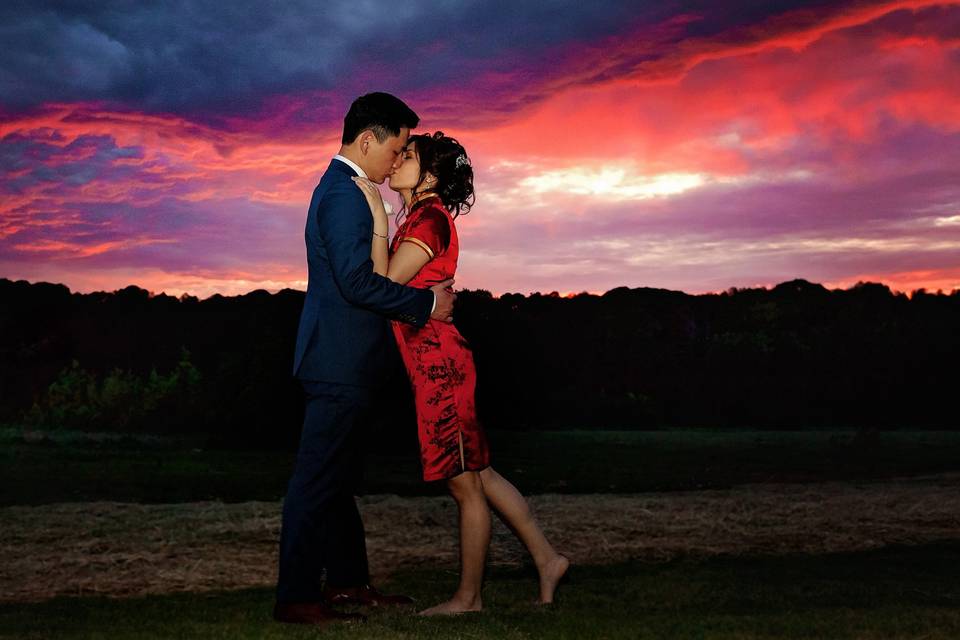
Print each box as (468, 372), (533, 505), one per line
(1, 277), (956, 449)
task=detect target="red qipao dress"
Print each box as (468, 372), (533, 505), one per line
(390, 194), (491, 482)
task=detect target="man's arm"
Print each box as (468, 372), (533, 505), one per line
(316, 183), (433, 325)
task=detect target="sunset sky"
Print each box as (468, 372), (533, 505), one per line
(2, 1), (959, 298)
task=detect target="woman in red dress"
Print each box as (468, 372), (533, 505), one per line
(353, 132), (568, 616)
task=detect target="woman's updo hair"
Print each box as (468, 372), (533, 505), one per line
(408, 131), (474, 218)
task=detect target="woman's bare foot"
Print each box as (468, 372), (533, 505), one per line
(537, 553), (570, 604)
(417, 595), (482, 616)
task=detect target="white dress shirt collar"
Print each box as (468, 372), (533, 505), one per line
(333, 154), (367, 179)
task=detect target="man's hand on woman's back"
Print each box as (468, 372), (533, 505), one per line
(430, 279), (456, 322)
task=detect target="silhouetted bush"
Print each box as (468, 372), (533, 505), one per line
(25, 349), (202, 433)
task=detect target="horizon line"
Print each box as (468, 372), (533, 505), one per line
(2, 276), (957, 302)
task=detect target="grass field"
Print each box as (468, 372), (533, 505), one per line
(3, 428), (960, 505)
(2, 543), (959, 639)
(2, 428), (959, 638)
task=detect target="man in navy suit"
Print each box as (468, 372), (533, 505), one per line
(275, 93), (456, 625)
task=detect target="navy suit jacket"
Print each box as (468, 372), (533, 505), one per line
(292, 159), (434, 386)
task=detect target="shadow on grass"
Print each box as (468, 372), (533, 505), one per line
(3, 542), (960, 639)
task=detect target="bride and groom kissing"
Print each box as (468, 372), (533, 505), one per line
(273, 92), (569, 625)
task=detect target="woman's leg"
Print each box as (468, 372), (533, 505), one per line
(478, 467), (569, 603)
(419, 470), (490, 615)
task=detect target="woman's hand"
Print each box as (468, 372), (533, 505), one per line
(352, 177), (388, 218)
(352, 177), (390, 240)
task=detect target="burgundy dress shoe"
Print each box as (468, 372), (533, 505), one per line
(323, 584), (415, 606)
(273, 602), (366, 625)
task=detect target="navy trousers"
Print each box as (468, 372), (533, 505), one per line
(276, 380), (373, 604)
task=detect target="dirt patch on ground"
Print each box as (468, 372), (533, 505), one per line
(3, 474), (960, 603)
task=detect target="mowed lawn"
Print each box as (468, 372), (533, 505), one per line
(2, 544), (960, 639)
(3, 428), (960, 505)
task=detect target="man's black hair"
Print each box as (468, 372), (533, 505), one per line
(342, 92), (419, 144)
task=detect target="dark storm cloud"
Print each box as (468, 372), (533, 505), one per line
(0, 0), (839, 123)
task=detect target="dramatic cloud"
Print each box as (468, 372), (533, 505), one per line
(1, 0), (959, 297)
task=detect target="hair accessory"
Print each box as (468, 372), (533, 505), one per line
(455, 154), (468, 169)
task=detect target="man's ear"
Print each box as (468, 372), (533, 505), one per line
(358, 130), (375, 157)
